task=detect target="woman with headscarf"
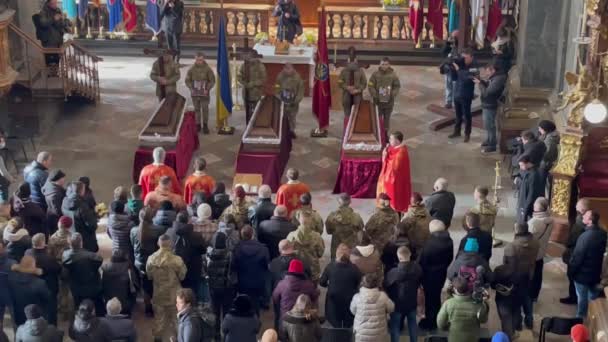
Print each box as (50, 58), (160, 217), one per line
(221, 294), (261, 342)
(280, 294), (323, 342)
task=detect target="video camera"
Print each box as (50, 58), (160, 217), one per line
(439, 55), (464, 75)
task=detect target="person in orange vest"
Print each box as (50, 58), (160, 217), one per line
(138, 147), (181, 199)
(276, 168), (310, 217)
(183, 157), (215, 205)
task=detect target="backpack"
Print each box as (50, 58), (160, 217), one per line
(458, 265), (478, 292)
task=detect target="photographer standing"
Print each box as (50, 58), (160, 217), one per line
(474, 61), (506, 153)
(160, 0), (184, 62)
(272, 0), (302, 43)
(439, 32), (458, 109)
(36, 0), (71, 69)
(449, 48), (476, 142)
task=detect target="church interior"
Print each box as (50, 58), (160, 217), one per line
(1, 0), (608, 341)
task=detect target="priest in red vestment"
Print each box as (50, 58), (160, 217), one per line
(276, 168), (311, 217)
(377, 131), (412, 213)
(183, 157), (216, 204)
(138, 147), (181, 199)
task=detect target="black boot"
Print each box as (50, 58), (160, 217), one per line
(203, 124), (210, 134)
(448, 131), (461, 138)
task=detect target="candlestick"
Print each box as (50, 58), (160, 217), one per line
(333, 42), (337, 65)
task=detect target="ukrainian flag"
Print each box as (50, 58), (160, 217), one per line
(216, 16), (233, 128)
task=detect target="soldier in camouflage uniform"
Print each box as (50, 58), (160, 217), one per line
(364, 193), (399, 252)
(238, 52), (267, 123)
(286, 211), (325, 282)
(325, 193), (364, 260)
(338, 54), (367, 117)
(146, 234), (187, 341)
(291, 192), (324, 235)
(403, 192), (432, 246)
(185, 52), (216, 134)
(467, 186), (498, 245)
(368, 57), (401, 133)
(275, 63), (304, 138)
(150, 52), (181, 101)
(220, 186), (251, 230)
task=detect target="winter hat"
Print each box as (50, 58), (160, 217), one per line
(234, 186), (246, 199)
(48, 169), (66, 182)
(463, 237), (479, 253)
(58, 216), (73, 229)
(24, 304), (43, 320)
(288, 259), (304, 274)
(197, 203), (212, 220)
(232, 294), (254, 316)
(15, 182), (31, 200)
(571, 324), (589, 342)
(111, 201), (125, 214)
(213, 231), (227, 249)
(491, 332), (510, 342)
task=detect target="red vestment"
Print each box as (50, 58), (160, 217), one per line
(409, 0), (424, 43)
(122, 0), (137, 32)
(276, 182), (311, 217)
(183, 173), (216, 204)
(428, 0), (445, 41)
(377, 145), (412, 212)
(138, 164), (181, 199)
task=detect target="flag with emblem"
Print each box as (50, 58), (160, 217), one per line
(312, 7), (331, 131)
(145, 0), (161, 35)
(216, 15), (233, 128)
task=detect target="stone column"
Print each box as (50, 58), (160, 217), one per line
(0, 9), (17, 96)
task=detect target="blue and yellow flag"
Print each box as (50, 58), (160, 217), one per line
(216, 16), (233, 128)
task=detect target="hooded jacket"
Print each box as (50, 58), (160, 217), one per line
(3, 227), (32, 261)
(272, 274), (319, 319)
(232, 239), (270, 292)
(364, 206), (400, 252)
(23, 161), (48, 209)
(166, 221), (205, 289)
(437, 294), (489, 342)
(280, 311), (323, 342)
(107, 213), (134, 255)
(69, 315), (110, 342)
(8, 266), (50, 326)
(61, 187), (98, 252)
(350, 245), (383, 279)
(41, 181), (65, 218)
(350, 287), (394, 342)
(319, 260), (361, 328)
(15, 317), (63, 342)
(403, 204), (432, 243)
(100, 314), (137, 342)
(368, 66), (400, 106)
(177, 307), (203, 342)
(528, 211), (553, 261)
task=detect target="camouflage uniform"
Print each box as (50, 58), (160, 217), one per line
(220, 200), (252, 230)
(286, 225), (325, 282)
(468, 199), (497, 234)
(325, 206), (364, 260)
(338, 63), (367, 117)
(150, 57), (181, 101)
(48, 229), (73, 321)
(185, 62), (216, 127)
(146, 247), (187, 339)
(275, 70), (304, 133)
(238, 59), (267, 122)
(368, 66), (400, 133)
(364, 206), (400, 252)
(402, 204), (431, 256)
(291, 205), (324, 235)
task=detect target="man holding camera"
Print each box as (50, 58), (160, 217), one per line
(160, 0), (184, 62)
(272, 0), (302, 43)
(474, 61), (507, 153)
(448, 48), (476, 142)
(36, 0), (72, 69)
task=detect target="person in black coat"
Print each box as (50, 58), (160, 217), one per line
(151, 200), (176, 231)
(384, 246), (423, 342)
(8, 255), (51, 326)
(61, 181), (99, 252)
(62, 233), (105, 316)
(42, 169), (66, 236)
(22, 152), (52, 210)
(319, 243), (362, 328)
(269, 240), (312, 290)
(382, 221), (411, 273)
(106, 201), (134, 258)
(569, 210), (608, 318)
(516, 155), (545, 224)
(3, 217), (32, 262)
(206, 232), (235, 339)
(418, 220), (454, 331)
(513, 130), (546, 169)
(424, 178), (456, 228)
(232, 225), (270, 312)
(101, 298), (137, 342)
(258, 205), (297, 259)
(166, 211), (206, 297)
(69, 299), (111, 342)
(10, 182), (47, 238)
(25, 233), (61, 325)
(101, 250), (136, 316)
(0, 240), (16, 330)
(209, 182), (232, 220)
(458, 212), (493, 261)
(160, 0), (184, 61)
(448, 48), (477, 142)
(248, 185), (276, 233)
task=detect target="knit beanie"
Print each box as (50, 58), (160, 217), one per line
(197, 203), (212, 220)
(58, 216), (73, 229)
(491, 332), (510, 342)
(463, 237), (479, 253)
(571, 324), (589, 342)
(48, 169), (66, 182)
(287, 259), (304, 274)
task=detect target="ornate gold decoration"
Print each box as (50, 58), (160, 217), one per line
(586, 0), (601, 16)
(551, 178), (571, 218)
(552, 133), (584, 176)
(558, 67), (594, 129)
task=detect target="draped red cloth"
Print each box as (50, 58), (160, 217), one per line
(276, 182), (311, 216)
(377, 145), (412, 213)
(427, 0), (444, 41)
(132, 111), (200, 196)
(122, 0), (138, 32)
(409, 1), (424, 43)
(486, 0), (502, 41)
(183, 174), (216, 204)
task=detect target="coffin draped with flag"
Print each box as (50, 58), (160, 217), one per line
(312, 7), (331, 131)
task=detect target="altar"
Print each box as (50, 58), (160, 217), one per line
(253, 43), (315, 97)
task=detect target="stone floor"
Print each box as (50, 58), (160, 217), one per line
(2, 57), (575, 341)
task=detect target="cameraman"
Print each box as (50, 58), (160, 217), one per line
(439, 31), (458, 109)
(448, 48), (476, 142)
(160, 0), (184, 62)
(474, 61), (507, 153)
(272, 0), (302, 43)
(36, 0), (71, 68)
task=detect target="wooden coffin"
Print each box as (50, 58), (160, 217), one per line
(241, 95), (285, 153)
(138, 93), (186, 148)
(343, 99), (383, 159)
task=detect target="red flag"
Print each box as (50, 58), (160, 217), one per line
(312, 7), (331, 130)
(486, 0), (502, 41)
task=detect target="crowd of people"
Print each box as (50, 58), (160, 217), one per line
(0, 131), (599, 342)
